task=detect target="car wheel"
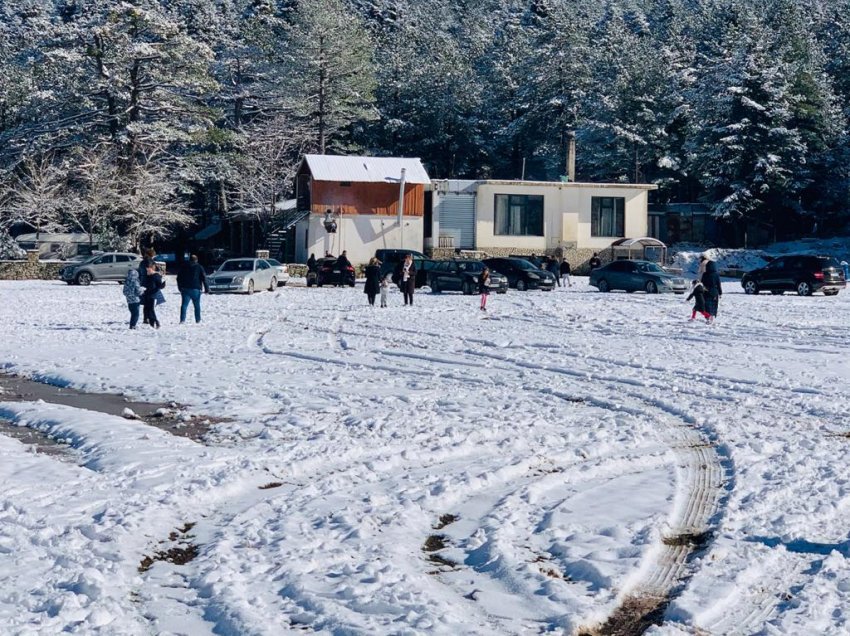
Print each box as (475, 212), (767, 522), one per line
(247, 279), (255, 295)
(796, 280), (812, 296)
(645, 280), (658, 294)
(743, 280), (760, 295)
(597, 279), (609, 293)
(463, 280), (474, 295)
(76, 272), (92, 286)
(770, 290), (783, 295)
(516, 279), (527, 291)
(269, 277), (277, 291)
(431, 280), (440, 293)
(348, 281), (355, 288)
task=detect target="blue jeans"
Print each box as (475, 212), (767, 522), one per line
(180, 289), (202, 323)
(128, 302), (140, 328)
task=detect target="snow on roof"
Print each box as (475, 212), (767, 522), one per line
(303, 155), (431, 184)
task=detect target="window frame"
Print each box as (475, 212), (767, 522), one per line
(494, 194), (545, 237)
(591, 197), (626, 238)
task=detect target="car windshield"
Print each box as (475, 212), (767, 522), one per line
(458, 261), (484, 273)
(512, 259), (537, 271)
(219, 259), (254, 271)
(637, 262), (665, 273)
(818, 257), (840, 267)
(265, 259), (281, 266)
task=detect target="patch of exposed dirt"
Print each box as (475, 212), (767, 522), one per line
(662, 530), (714, 549)
(578, 593), (670, 636)
(433, 513), (458, 529)
(0, 372), (226, 443)
(0, 417), (78, 459)
(259, 482), (283, 490)
(138, 522), (199, 573)
(423, 534), (458, 571)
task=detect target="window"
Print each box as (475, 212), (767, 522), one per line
(115, 255), (133, 263)
(495, 194), (544, 236)
(591, 197), (625, 237)
(340, 181), (352, 187)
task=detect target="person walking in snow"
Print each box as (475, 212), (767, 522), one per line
(546, 257), (561, 287)
(380, 272), (391, 308)
(699, 255), (722, 323)
(364, 257), (381, 307)
(478, 266), (491, 311)
(123, 269), (143, 329)
(177, 255), (209, 324)
(142, 264), (164, 329)
(560, 259), (572, 287)
(686, 279), (711, 322)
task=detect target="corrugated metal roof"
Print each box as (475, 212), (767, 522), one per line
(304, 154), (431, 184)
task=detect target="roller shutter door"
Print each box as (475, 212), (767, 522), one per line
(440, 193), (476, 249)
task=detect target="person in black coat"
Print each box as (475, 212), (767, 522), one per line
(177, 255), (209, 324)
(142, 264), (164, 329)
(364, 257), (381, 307)
(335, 250), (352, 287)
(400, 254), (416, 306)
(478, 266), (490, 311)
(560, 260), (572, 287)
(700, 256), (722, 322)
(588, 252), (601, 273)
(686, 280), (710, 321)
(306, 253), (316, 272)
(546, 257), (561, 287)
(138, 248), (157, 324)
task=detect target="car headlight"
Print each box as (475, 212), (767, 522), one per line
(527, 273), (540, 280)
(233, 276), (244, 284)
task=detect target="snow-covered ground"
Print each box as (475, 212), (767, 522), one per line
(1, 274), (849, 635)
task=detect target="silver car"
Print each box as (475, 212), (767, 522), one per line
(208, 258), (278, 294)
(264, 259), (291, 287)
(59, 252), (141, 285)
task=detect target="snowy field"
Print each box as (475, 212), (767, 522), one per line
(1, 275), (849, 635)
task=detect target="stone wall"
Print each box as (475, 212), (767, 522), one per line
(0, 251), (65, 281)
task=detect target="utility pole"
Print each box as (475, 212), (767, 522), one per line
(397, 168), (406, 248)
(566, 131), (576, 182)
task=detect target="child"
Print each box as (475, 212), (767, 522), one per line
(123, 269), (143, 329)
(687, 279), (711, 322)
(379, 272), (391, 308)
(142, 264), (164, 329)
(478, 267), (490, 311)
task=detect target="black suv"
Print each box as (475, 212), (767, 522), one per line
(741, 255), (846, 296)
(311, 257), (355, 287)
(482, 257), (556, 291)
(375, 248), (435, 288)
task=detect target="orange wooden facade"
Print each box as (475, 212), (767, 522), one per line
(310, 181), (425, 217)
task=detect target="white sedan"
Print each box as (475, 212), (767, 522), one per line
(264, 258), (291, 287)
(208, 258), (278, 294)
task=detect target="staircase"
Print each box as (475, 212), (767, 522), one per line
(265, 209), (310, 261)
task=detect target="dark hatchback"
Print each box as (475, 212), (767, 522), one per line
(482, 257), (556, 291)
(309, 257), (355, 287)
(741, 254), (846, 296)
(428, 260), (509, 295)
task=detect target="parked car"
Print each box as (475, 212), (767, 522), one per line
(59, 252), (141, 285)
(208, 258), (278, 294)
(589, 259), (686, 294)
(264, 258), (290, 287)
(428, 260), (509, 295)
(482, 257), (556, 291)
(741, 254), (846, 296)
(312, 257), (355, 287)
(375, 248), (435, 288)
